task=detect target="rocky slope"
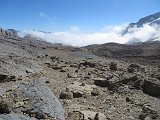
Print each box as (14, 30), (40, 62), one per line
(123, 12), (160, 35)
(85, 41), (160, 65)
(0, 27), (160, 120)
(129, 12), (160, 28)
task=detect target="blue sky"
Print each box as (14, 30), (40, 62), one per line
(0, 0), (160, 32)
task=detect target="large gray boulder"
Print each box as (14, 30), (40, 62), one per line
(0, 113), (37, 120)
(0, 80), (65, 120)
(143, 77), (160, 97)
(12, 80), (65, 120)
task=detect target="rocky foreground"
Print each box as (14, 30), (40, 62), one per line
(0, 28), (160, 120)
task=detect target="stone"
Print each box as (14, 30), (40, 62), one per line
(143, 77), (160, 97)
(60, 69), (67, 72)
(67, 73), (78, 78)
(0, 100), (12, 114)
(60, 82), (96, 98)
(91, 88), (100, 96)
(12, 80), (65, 120)
(0, 74), (16, 83)
(128, 64), (141, 73)
(60, 91), (73, 99)
(52, 65), (62, 70)
(79, 61), (96, 68)
(93, 78), (108, 87)
(0, 28), (18, 38)
(139, 105), (159, 120)
(0, 113), (37, 120)
(80, 110), (106, 120)
(109, 62), (117, 71)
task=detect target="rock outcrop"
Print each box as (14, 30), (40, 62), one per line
(60, 81), (97, 99)
(0, 80), (65, 120)
(0, 113), (37, 120)
(143, 77), (160, 97)
(0, 28), (18, 38)
(80, 111), (106, 120)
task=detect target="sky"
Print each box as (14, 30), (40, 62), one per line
(0, 0), (160, 46)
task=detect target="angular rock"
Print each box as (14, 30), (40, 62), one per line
(0, 113), (37, 120)
(12, 80), (65, 120)
(139, 105), (159, 120)
(0, 74), (16, 83)
(128, 64), (141, 73)
(60, 82), (96, 99)
(67, 73), (78, 78)
(0, 100), (12, 114)
(109, 62), (117, 71)
(93, 78), (109, 87)
(60, 91), (73, 99)
(143, 77), (160, 97)
(79, 61), (96, 68)
(80, 110), (106, 120)
(91, 87), (100, 96)
(0, 28), (18, 38)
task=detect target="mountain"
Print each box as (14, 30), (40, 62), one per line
(123, 12), (160, 35)
(131, 12), (160, 27)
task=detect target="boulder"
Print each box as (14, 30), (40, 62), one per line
(0, 100), (12, 114)
(0, 74), (16, 83)
(80, 110), (106, 120)
(143, 77), (160, 97)
(11, 80), (65, 120)
(139, 105), (159, 120)
(0, 113), (37, 120)
(93, 78), (109, 87)
(128, 64), (141, 73)
(60, 91), (73, 99)
(79, 61), (96, 68)
(67, 73), (78, 78)
(93, 76), (119, 89)
(60, 82), (96, 99)
(109, 62), (117, 71)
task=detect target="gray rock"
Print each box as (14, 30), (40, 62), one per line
(0, 100), (12, 114)
(60, 82), (96, 99)
(143, 77), (160, 97)
(12, 80), (65, 120)
(109, 62), (117, 71)
(79, 61), (96, 68)
(93, 78), (108, 87)
(0, 74), (16, 83)
(80, 110), (106, 120)
(139, 105), (159, 120)
(0, 113), (37, 120)
(0, 28), (18, 38)
(67, 73), (78, 78)
(128, 64), (141, 73)
(60, 91), (73, 99)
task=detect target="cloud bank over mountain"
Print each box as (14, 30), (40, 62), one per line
(18, 23), (160, 47)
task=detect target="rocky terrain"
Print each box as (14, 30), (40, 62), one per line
(85, 41), (160, 65)
(0, 26), (160, 120)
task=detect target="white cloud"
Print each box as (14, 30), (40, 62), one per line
(102, 24), (128, 34)
(20, 23), (160, 47)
